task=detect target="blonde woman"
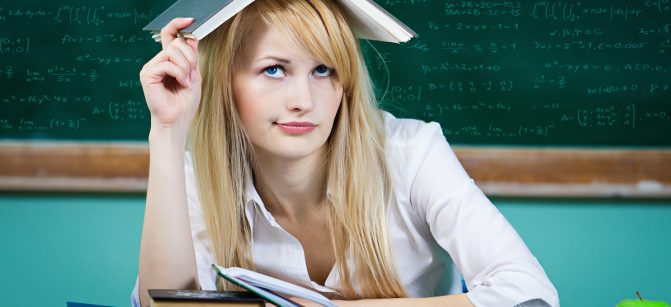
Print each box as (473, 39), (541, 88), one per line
(133, 0), (558, 306)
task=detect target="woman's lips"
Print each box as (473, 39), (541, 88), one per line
(276, 122), (316, 135)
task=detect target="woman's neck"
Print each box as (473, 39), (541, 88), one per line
(252, 147), (328, 222)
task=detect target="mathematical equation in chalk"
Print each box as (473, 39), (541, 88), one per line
(1, 94), (92, 104)
(60, 33), (152, 45)
(0, 37), (30, 54)
(0, 5), (153, 26)
(94, 99), (149, 121)
(0, 117), (87, 131)
(24, 66), (98, 82)
(0, 0), (668, 144)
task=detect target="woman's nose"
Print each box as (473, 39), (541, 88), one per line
(286, 75), (315, 112)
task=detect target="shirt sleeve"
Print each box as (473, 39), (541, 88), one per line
(408, 124), (559, 307)
(131, 277), (139, 307)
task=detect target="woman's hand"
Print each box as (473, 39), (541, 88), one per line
(139, 17), (201, 134)
(263, 298), (355, 307)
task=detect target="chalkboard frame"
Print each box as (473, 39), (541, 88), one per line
(1, 142), (669, 198)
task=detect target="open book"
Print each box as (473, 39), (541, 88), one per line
(212, 264), (337, 307)
(143, 0), (416, 43)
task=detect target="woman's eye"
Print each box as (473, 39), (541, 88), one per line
(313, 64), (333, 77)
(263, 65), (285, 78)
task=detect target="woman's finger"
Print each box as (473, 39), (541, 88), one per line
(143, 48), (191, 83)
(160, 17), (195, 50)
(170, 38), (198, 72)
(142, 60), (191, 88)
(146, 40), (194, 79)
(186, 39), (199, 82)
(186, 37), (199, 53)
(162, 46), (192, 78)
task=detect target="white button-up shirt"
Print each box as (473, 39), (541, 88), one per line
(132, 112), (559, 306)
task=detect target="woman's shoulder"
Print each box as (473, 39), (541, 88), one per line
(382, 111), (444, 147)
(381, 111), (455, 182)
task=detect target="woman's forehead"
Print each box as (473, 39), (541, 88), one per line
(242, 23), (321, 65)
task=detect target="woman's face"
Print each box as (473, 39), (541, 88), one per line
(233, 23), (343, 160)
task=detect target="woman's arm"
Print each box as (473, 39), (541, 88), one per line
(277, 294), (472, 307)
(408, 123), (559, 306)
(137, 17), (203, 307)
(335, 294), (474, 307)
(138, 129), (199, 306)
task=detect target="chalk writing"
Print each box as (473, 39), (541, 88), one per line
(421, 63), (502, 75)
(421, 100), (515, 118)
(383, 0), (428, 6)
(118, 79), (142, 88)
(534, 40), (648, 51)
(644, 0), (671, 14)
(445, 1), (523, 16)
(388, 85), (422, 102)
(75, 53), (145, 66)
(442, 124), (555, 138)
(101, 100), (149, 121)
(543, 61), (671, 73)
(0, 37), (30, 54)
(50, 117), (86, 130)
(24, 67), (97, 82)
(533, 75), (567, 89)
(549, 27), (604, 38)
(427, 80), (514, 92)
(1, 94), (92, 104)
(440, 40), (518, 54)
(0, 119), (12, 129)
(0, 66), (15, 79)
(428, 22), (520, 31)
(0, 6), (154, 25)
(0, 0), (668, 145)
(586, 83), (671, 95)
(60, 33), (152, 45)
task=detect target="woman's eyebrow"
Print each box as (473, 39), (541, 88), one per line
(255, 56), (291, 64)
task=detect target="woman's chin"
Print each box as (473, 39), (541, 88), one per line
(254, 141), (327, 161)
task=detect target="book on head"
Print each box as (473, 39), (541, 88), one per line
(142, 0), (417, 43)
(212, 264), (338, 307)
(148, 289), (264, 307)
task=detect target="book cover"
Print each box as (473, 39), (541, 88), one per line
(142, 0), (254, 40)
(143, 0), (416, 43)
(144, 0), (230, 32)
(149, 289), (264, 307)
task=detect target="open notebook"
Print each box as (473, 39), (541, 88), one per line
(212, 265), (337, 307)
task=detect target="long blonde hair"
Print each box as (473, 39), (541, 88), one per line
(190, 0), (406, 299)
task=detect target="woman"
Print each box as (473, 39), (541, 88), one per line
(133, 0), (559, 306)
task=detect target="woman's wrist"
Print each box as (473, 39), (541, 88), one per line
(148, 121), (189, 147)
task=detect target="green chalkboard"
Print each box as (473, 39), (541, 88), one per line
(0, 0), (163, 140)
(366, 0), (671, 146)
(1, 0), (670, 146)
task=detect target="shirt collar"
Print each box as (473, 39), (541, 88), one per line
(244, 175), (279, 227)
(243, 174), (334, 226)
